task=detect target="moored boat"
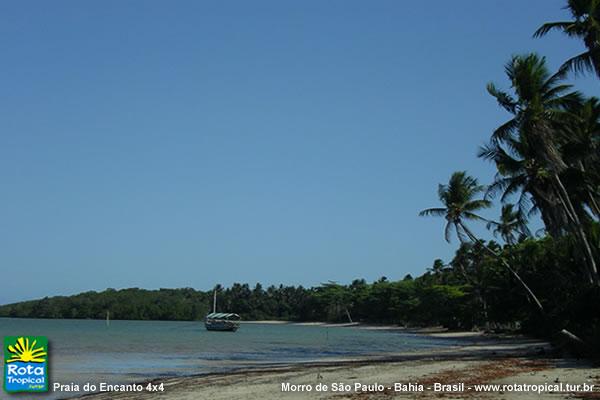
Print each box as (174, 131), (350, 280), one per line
(204, 289), (241, 331)
(204, 312), (241, 331)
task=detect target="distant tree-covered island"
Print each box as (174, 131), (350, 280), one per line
(1, 229), (597, 354)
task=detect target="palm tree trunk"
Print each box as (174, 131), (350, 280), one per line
(452, 260), (486, 322)
(458, 222), (588, 347)
(577, 161), (600, 219)
(345, 308), (353, 323)
(458, 222), (545, 312)
(553, 174), (599, 286)
(588, 191), (600, 219)
(456, 263), (473, 285)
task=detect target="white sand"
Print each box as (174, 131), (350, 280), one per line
(69, 335), (599, 400)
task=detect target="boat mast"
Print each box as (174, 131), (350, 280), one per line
(213, 289), (217, 313)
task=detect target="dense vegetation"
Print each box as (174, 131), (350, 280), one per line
(1, 1), (599, 353)
(416, 0), (600, 352)
(1, 228), (598, 351)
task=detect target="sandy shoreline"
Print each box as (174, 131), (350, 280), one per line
(240, 321), (460, 331)
(67, 333), (600, 400)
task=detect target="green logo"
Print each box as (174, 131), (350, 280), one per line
(3, 336), (48, 393)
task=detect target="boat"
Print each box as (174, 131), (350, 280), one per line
(204, 312), (241, 331)
(204, 289), (241, 332)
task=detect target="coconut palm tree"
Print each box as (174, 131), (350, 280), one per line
(484, 53), (598, 285)
(420, 171), (544, 311)
(486, 204), (531, 245)
(478, 138), (570, 238)
(534, 0), (600, 78)
(427, 259), (447, 275)
(561, 97), (600, 218)
(419, 171), (491, 243)
(485, 53), (581, 166)
(425, 259), (450, 285)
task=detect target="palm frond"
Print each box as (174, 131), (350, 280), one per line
(533, 21), (575, 37)
(477, 143), (497, 161)
(419, 207), (447, 217)
(542, 64), (572, 92)
(464, 199), (492, 211)
(437, 183), (449, 204)
(491, 118), (519, 143)
(541, 83), (573, 101)
(519, 191), (536, 218)
(500, 177), (527, 203)
(444, 221), (452, 243)
(486, 219), (500, 231)
(559, 51), (595, 77)
(546, 91), (584, 111)
(486, 176), (513, 200)
(487, 83), (517, 114)
(463, 211), (490, 222)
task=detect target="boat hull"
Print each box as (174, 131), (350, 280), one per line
(205, 320), (239, 331)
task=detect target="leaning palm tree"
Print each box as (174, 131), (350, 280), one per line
(485, 53), (598, 285)
(419, 171), (491, 243)
(486, 204), (531, 245)
(534, 0), (600, 78)
(420, 171), (544, 311)
(485, 53), (581, 167)
(561, 97), (600, 218)
(479, 138), (569, 237)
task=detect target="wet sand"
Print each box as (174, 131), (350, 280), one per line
(70, 333), (600, 400)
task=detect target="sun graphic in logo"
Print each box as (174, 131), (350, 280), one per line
(6, 337), (47, 363)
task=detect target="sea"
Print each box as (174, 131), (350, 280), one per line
(0, 318), (461, 399)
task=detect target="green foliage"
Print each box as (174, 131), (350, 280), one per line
(0, 229), (598, 350)
(534, 0), (600, 78)
(419, 171), (491, 243)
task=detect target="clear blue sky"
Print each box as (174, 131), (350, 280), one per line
(1, 1), (598, 304)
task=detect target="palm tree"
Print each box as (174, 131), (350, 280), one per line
(478, 139), (568, 237)
(419, 171), (492, 243)
(484, 53), (598, 285)
(485, 54), (581, 168)
(486, 204), (531, 245)
(562, 97), (600, 218)
(479, 138), (569, 237)
(534, 0), (600, 78)
(426, 259), (449, 284)
(427, 259), (447, 275)
(420, 171), (544, 311)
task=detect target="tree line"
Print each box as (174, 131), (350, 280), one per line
(0, 225), (595, 346)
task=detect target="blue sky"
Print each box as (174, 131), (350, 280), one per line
(1, 1), (598, 304)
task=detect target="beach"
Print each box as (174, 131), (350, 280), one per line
(70, 333), (600, 400)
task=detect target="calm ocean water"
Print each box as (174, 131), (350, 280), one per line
(0, 318), (460, 399)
